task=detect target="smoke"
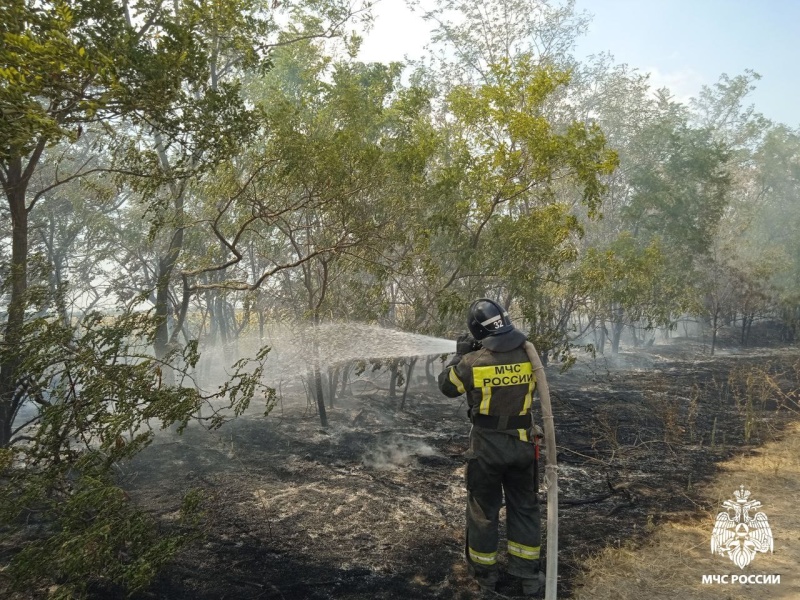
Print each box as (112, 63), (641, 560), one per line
(361, 435), (439, 470)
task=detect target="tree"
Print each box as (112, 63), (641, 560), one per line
(0, 0), (369, 593)
(747, 125), (800, 338)
(0, 0), (276, 444)
(581, 233), (690, 354)
(624, 101), (731, 261)
(582, 92), (734, 351)
(418, 54), (616, 356)
(232, 42), (434, 423)
(416, 0), (590, 80)
(1, 0), (134, 446)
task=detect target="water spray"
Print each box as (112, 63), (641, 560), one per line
(195, 323), (456, 396)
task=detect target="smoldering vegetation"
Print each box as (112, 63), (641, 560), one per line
(115, 334), (800, 600)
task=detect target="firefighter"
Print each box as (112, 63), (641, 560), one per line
(439, 298), (544, 597)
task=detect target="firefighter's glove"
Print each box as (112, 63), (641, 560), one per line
(456, 333), (477, 356)
(533, 424), (545, 453)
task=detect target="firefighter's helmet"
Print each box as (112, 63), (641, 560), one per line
(467, 298), (514, 340)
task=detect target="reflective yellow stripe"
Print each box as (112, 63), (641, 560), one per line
(479, 385), (492, 415)
(508, 541), (540, 560)
(519, 372), (536, 415)
(449, 367), (466, 394)
(468, 547), (497, 565)
(518, 428), (529, 442)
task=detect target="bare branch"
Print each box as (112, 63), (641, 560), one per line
(11, 414), (42, 437)
(135, 1), (165, 41)
(21, 137), (48, 190)
(188, 235), (359, 293)
(27, 166), (149, 213)
(263, 2), (373, 52)
(169, 274), (192, 346)
(9, 435), (37, 447)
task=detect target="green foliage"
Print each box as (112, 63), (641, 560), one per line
(0, 0), (259, 161)
(581, 233), (693, 327)
(2, 0), (377, 596)
(224, 39), (438, 325)
(445, 55), (617, 219)
(625, 119), (731, 260)
(3, 464), (198, 599)
(0, 0), (116, 158)
(748, 126), (800, 315)
(422, 0), (590, 77)
(0, 307), (273, 596)
(411, 54), (616, 344)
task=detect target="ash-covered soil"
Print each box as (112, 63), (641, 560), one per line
(125, 341), (800, 600)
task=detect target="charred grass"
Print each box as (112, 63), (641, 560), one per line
(130, 343), (800, 599)
(7, 341), (800, 599)
(571, 419), (800, 600)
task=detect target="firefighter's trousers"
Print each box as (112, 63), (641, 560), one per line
(465, 427), (541, 585)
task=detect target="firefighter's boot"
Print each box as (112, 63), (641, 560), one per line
(520, 571), (546, 597)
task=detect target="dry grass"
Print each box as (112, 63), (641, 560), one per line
(572, 421), (800, 600)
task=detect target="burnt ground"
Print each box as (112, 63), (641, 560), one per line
(116, 339), (800, 599)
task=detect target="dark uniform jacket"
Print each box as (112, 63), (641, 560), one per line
(439, 343), (536, 441)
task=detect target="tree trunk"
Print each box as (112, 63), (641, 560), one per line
(224, 297), (238, 361)
(313, 363), (328, 427)
(739, 312), (754, 346)
(152, 133), (186, 376)
(338, 362), (351, 399)
(630, 324), (640, 347)
(425, 355), (437, 386)
(610, 319), (624, 355)
(152, 228), (185, 389)
(710, 309), (719, 356)
(593, 317), (607, 355)
(328, 365), (339, 409)
(153, 256), (176, 359)
(609, 301), (625, 355)
(310, 322), (328, 427)
(741, 313), (748, 345)
(0, 169), (30, 447)
(388, 359), (400, 400)
(399, 357), (418, 410)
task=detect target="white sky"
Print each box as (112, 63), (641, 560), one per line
(357, 0), (432, 64)
(357, 0), (800, 128)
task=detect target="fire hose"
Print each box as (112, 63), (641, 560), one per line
(523, 341), (558, 600)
